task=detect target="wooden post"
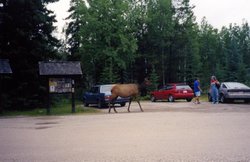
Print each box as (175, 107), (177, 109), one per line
(0, 75), (3, 114)
(71, 79), (75, 113)
(47, 78), (51, 115)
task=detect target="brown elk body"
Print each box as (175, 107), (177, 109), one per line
(108, 78), (150, 113)
(108, 84), (143, 113)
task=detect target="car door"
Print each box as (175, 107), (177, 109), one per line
(153, 87), (164, 100)
(219, 83), (227, 96)
(86, 86), (100, 104)
(161, 85), (172, 99)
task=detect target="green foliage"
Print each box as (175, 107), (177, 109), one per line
(148, 67), (160, 91)
(99, 59), (120, 84)
(65, 0), (85, 60)
(0, 0), (60, 110)
(146, 0), (173, 85)
(72, 0), (138, 86)
(66, 0), (250, 90)
(1, 99), (100, 116)
(2, 0), (250, 112)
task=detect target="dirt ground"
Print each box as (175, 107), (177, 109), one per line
(103, 100), (250, 113)
(1, 101), (250, 162)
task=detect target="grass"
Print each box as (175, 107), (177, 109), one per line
(1, 94), (209, 117)
(200, 94), (209, 102)
(1, 99), (100, 117)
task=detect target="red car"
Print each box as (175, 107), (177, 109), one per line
(150, 83), (194, 102)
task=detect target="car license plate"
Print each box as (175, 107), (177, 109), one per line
(183, 90), (187, 93)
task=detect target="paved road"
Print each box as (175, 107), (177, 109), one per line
(1, 101), (250, 162)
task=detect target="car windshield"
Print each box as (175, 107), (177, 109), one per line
(176, 85), (192, 90)
(100, 85), (114, 93)
(90, 86), (99, 93)
(225, 82), (250, 89)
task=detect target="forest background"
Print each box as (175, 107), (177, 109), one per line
(1, 0), (250, 110)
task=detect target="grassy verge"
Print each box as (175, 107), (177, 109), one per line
(1, 94), (209, 117)
(200, 94), (208, 102)
(1, 99), (100, 117)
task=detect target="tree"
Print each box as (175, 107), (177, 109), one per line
(76, 0), (138, 85)
(0, 0), (59, 109)
(146, 0), (173, 85)
(198, 18), (222, 87)
(238, 22), (250, 84)
(172, 0), (200, 83)
(66, 0), (85, 61)
(148, 66), (160, 92)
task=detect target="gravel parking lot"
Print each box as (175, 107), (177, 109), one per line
(1, 101), (250, 162)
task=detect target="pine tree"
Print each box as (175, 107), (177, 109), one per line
(75, 0), (138, 85)
(148, 66), (160, 92)
(173, 0), (200, 83)
(66, 0), (85, 60)
(0, 0), (59, 109)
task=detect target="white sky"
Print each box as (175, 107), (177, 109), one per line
(47, 0), (250, 38)
(190, 0), (250, 28)
(47, 0), (70, 39)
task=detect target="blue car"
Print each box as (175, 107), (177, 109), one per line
(83, 84), (130, 108)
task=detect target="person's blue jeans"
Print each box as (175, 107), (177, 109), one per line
(211, 85), (218, 103)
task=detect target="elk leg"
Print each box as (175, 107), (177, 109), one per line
(113, 106), (117, 113)
(136, 98), (143, 112)
(127, 98), (132, 112)
(109, 97), (118, 113)
(108, 100), (112, 113)
(108, 104), (117, 113)
(108, 103), (112, 113)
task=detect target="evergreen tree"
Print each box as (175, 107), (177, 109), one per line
(148, 66), (160, 92)
(99, 58), (119, 84)
(146, 0), (173, 85)
(238, 22), (250, 84)
(0, 0), (59, 109)
(198, 18), (222, 87)
(66, 0), (85, 60)
(76, 0), (138, 86)
(172, 0), (200, 83)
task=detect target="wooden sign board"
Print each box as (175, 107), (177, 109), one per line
(49, 78), (72, 93)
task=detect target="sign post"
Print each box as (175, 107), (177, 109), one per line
(0, 59), (12, 114)
(39, 61), (82, 115)
(47, 78), (51, 115)
(71, 79), (75, 113)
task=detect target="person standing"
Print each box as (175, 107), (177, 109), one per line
(193, 78), (202, 104)
(210, 75), (220, 104)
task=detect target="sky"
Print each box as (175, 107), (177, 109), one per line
(47, 0), (250, 37)
(190, 0), (250, 28)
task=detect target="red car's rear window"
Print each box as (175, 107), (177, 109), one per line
(176, 85), (192, 90)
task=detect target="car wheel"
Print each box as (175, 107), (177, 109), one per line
(220, 95), (227, 103)
(97, 100), (103, 108)
(150, 95), (156, 102)
(168, 95), (174, 102)
(186, 98), (192, 102)
(84, 102), (89, 107)
(120, 103), (126, 107)
(245, 99), (250, 103)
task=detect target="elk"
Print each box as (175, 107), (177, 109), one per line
(108, 78), (150, 113)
